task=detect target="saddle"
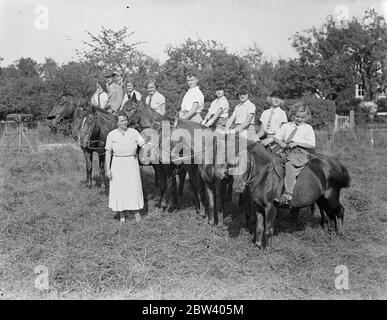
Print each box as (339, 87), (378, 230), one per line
(265, 143), (310, 181)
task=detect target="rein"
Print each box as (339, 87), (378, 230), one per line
(243, 152), (256, 186)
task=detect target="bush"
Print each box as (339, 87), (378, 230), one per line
(284, 97), (336, 129)
(377, 98), (387, 113)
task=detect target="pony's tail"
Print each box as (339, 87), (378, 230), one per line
(336, 162), (351, 188)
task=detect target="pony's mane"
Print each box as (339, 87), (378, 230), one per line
(250, 142), (273, 163)
(94, 108), (116, 125)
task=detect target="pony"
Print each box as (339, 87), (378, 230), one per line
(229, 141), (350, 249)
(77, 105), (114, 193)
(47, 96), (108, 191)
(170, 118), (234, 228)
(46, 96), (88, 134)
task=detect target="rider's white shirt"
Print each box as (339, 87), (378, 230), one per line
(207, 96), (229, 119)
(259, 107), (288, 135)
(275, 122), (316, 147)
(145, 91), (166, 115)
(180, 86), (204, 114)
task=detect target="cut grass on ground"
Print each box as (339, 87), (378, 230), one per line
(0, 129), (386, 299)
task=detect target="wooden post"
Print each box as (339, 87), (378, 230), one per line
(334, 114), (338, 131)
(349, 110), (355, 128)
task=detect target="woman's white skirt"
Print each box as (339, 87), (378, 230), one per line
(109, 156), (144, 211)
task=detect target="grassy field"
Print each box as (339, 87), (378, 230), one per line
(0, 127), (386, 299)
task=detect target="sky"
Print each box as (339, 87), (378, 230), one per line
(0, 0), (386, 66)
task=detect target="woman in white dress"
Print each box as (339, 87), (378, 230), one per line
(105, 111), (146, 222)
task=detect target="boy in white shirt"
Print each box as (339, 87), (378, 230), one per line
(273, 102), (316, 206)
(201, 81), (229, 131)
(120, 79), (142, 110)
(179, 72), (204, 123)
(257, 90), (288, 140)
(224, 83), (256, 139)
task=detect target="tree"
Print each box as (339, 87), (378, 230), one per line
(15, 57), (40, 77)
(291, 8), (387, 100)
(160, 38), (253, 114)
(77, 26), (159, 86)
(0, 57), (46, 118)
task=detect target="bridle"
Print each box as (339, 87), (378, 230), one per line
(243, 152), (256, 186)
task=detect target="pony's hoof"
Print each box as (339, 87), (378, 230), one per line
(254, 241), (263, 249)
(167, 205), (178, 213)
(120, 217), (126, 223)
(208, 219), (215, 226)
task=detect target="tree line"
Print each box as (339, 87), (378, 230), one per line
(0, 8), (386, 122)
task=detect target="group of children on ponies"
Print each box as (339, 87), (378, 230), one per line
(93, 70), (318, 208)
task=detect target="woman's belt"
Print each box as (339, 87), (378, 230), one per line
(113, 154), (136, 157)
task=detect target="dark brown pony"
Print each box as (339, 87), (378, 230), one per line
(47, 96), (108, 191)
(230, 141), (350, 249)
(78, 105), (115, 193)
(170, 118), (234, 228)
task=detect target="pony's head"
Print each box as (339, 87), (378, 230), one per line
(79, 105), (99, 148)
(227, 139), (258, 193)
(121, 100), (159, 129)
(47, 96), (87, 127)
(71, 104), (88, 142)
(47, 96), (70, 126)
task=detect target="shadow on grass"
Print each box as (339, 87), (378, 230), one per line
(225, 201), (323, 239)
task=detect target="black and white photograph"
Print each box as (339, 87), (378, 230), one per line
(0, 0), (386, 303)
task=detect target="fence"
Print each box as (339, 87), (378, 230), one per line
(334, 110), (387, 131)
(0, 119), (77, 153)
(0, 118), (39, 153)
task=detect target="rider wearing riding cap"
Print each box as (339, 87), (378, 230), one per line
(104, 71), (124, 114)
(273, 102), (316, 206)
(224, 83), (256, 139)
(256, 90), (288, 141)
(201, 81), (229, 132)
